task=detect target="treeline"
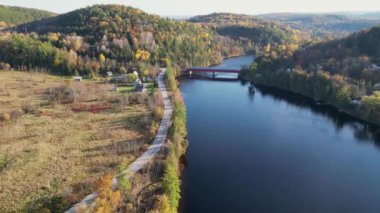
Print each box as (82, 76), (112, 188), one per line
(0, 33), (100, 76)
(189, 13), (310, 54)
(240, 25), (380, 124)
(8, 5), (242, 77)
(259, 13), (380, 38)
(0, 5), (54, 27)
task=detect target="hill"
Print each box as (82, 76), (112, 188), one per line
(356, 12), (380, 20)
(189, 13), (311, 53)
(0, 5), (55, 27)
(259, 13), (380, 37)
(5, 5), (241, 76)
(241, 25), (380, 124)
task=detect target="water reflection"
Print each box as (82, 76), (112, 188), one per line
(252, 84), (380, 146)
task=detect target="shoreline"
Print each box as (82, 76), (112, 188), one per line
(251, 82), (380, 127)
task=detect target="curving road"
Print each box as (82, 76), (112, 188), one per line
(66, 69), (172, 212)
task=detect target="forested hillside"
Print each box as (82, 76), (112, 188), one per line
(241, 25), (380, 124)
(0, 5), (54, 27)
(6, 5), (241, 77)
(189, 13), (311, 54)
(259, 13), (380, 38)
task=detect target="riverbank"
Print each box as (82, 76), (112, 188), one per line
(154, 65), (188, 212)
(249, 81), (380, 127)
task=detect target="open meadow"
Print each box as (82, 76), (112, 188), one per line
(0, 71), (161, 212)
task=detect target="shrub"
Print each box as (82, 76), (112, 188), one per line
(0, 112), (10, 122)
(89, 175), (122, 212)
(47, 85), (77, 103)
(149, 121), (160, 140)
(22, 104), (39, 114)
(118, 174), (131, 194)
(128, 93), (146, 104)
(153, 107), (164, 121)
(162, 163), (180, 211)
(0, 154), (9, 171)
(127, 73), (138, 83)
(9, 110), (23, 121)
(149, 92), (163, 110)
(0, 62), (11, 70)
(151, 195), (171, 213)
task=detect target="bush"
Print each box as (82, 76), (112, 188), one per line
(149, 121), (160, 140)
(128, 93), (146, 104)
(93, 175), (122, 212)
(153, 107), (164, 121)
(9, 110), (23, 121)
(0, 154), (9, 171)
(0, 62), (11, 70)
(127, 73), (138, 83)
(47, 85), (77, 103)
(162, 162), (180, 211)
(22, 104), (39, 114)
(0, 112), (10, 122)
(118, 174), (131, 194)
(153, 195), (171, 213)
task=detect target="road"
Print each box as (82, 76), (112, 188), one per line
(66, 69), (172, 212)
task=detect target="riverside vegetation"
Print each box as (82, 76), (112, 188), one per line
(240, 25), (380, 125)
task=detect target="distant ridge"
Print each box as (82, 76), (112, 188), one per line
(0, 5), (55, 27)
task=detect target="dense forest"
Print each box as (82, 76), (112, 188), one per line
(0, 5), (243, 77)
(240, 25), (380, 124)
(0, 5), (54, 27)
(259, 13), (380, 38)
(189, 13), (311, 53)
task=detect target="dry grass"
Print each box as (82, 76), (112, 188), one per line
(0, 71), (152, 212)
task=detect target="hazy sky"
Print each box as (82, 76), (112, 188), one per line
(1, 0), (380, 15)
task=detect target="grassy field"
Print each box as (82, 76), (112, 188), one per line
(0, 71), (155, 212)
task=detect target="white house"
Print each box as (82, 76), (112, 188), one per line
(369, 64), (380, 72)
(73, 76), (82, 82)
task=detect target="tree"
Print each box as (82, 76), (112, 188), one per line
(135, 50), (151, 61)
(362, 91), (380, 116)
(335, 86), (351, 108)
(99, 53), (106, 63)
(127, 73), (137, 82)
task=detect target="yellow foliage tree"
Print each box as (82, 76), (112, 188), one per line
(264, 43), (271, 53)
(99, 53), (106, 63)
(48, 33), (59, 42)
(92, 175), (122, 212)
(0, 21), (7, 28)
(135, 50), (151, 61)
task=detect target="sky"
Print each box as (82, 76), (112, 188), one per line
(0, 0), (380, 16)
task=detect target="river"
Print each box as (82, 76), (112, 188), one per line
(180, 55), (380, 213)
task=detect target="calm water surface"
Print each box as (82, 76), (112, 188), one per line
(180, 56), (380, 213)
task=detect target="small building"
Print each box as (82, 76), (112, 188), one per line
(351, 100), (362, 106)
(73, 76), (82, 82)
(369, 64), (380, 72)
(133, 79), (143, 91)
(106, 71), (113, 77)
(286, 68), (296, 73)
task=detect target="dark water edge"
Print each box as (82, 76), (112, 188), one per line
(250, 80), (380, 127)
(179, 56), (380, 213)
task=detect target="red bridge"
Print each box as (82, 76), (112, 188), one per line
(183, 67), (241, 79)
